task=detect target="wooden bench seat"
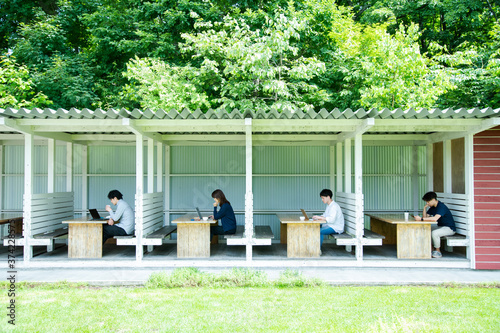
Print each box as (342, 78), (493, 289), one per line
(145, 225), (177, 239)
(254, 226), (274, 239)
(33, 227), (68, 239)
(224, 225), (245, 239)
(26, 227), (69, 252)
(329, 229), (385, 251)
(444, 233), (469, 251)
(225, 225), (274, 246)
(115, 225), (177, 251)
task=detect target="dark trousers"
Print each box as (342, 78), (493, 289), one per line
(103, 224), (128, 244)
(210, 226), (236, 242)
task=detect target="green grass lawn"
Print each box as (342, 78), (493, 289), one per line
(1, 269), (499, 332)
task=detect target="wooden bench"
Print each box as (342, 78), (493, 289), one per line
(115, 225), (177, 252)
(32, 227), (69, 252)
(18, 192), (74, 256)
(436, 193), (470, 254)
(225, 225), (274, 245)
(329, 228), (385, 251)
(115, 192), (167, 252)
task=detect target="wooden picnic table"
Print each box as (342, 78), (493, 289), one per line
(62, 216), (107, 258)
(366, 213), (437, 259)
(171, 214), (217, 258)
(277, 214), (320, 258)
(0, 213), (23, 234)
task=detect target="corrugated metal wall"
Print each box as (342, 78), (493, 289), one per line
(1, 143), (427, 240)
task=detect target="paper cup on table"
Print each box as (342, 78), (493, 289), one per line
(203, 217), (208, 221)
(299, 216), (305, 221)
(404, 212), (409, 221)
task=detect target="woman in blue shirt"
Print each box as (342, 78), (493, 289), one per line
(208, 189), (237, 242)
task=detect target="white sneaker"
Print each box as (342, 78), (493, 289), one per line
(432, 251), (442, 258)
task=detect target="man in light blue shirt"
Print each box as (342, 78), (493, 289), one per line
(103, 190), (135, 244)
(312, 189), (344, 251)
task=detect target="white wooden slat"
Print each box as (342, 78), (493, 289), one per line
(143, 209), (163, 221)
(31, 212), (73, 225)
(143, 200), (164, 210)
(336, 192), (356, 199)
(143, 192), (163, 199)
(143, 221), (164, 235)
(32, 206), (71, 218)
(31, 201), (74, 213)
(436, 192), (467, 200)
(32, 192), (73, 200)
(31, 197), (74, 207)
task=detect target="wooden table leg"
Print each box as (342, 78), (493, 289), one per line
(177, 223), (210, 258)
(68, 223), (103, 258)
(397, 224), (432, 259)
(370, 217), (396, 245)
(280, 223), (287, 244)
(286, 223), (320, 258)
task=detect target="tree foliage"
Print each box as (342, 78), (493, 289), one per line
(0, 0), (498, 110)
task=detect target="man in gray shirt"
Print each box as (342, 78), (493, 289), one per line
(103, 190), (135, 244)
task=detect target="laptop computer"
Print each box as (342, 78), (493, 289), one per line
(300, 209), (312, 221)
(195, 207), (204, 220)
(89, 209), (108, 221)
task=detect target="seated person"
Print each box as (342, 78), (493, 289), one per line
(312, 189), (345, 251)
(208, 189), (237, 242)
(103, 190), (135, 244)
(414, 191), (456, 258)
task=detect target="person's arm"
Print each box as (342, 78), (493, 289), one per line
(415, 206), (441, 221)
(213, 204), (229, 220)
(109, 201), (125, 223)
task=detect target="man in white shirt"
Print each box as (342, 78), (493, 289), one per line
(312, 189), (345, 250)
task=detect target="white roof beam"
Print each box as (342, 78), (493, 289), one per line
(122, 118), (163, 143)
(336, 118), (375, 142)
(428, 117), (500, 143)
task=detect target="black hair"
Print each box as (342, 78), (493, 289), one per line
(108, 190), (123, 200)
(422, 191), (437, 202)
(211, 189), (230, 206)
(320, 189), (333, 199)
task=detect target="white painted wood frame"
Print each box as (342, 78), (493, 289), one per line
(426, 143), (433, 191)
(354, 134), (363, 262)
(81, 145), (88, 216)
(66, 142), (73, 192)
(164, 145), (170, 225)
(24, 134), (34, 261)
(464, 134), (475, 266)
(48, 139), (55, 193)
(135, 134), (144, 261)
(244, 118), (253, 261)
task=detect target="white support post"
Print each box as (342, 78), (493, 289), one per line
(412, 146), (419, 212)
(444, 140), (452, 193)
(336, 142), (343, 193)
(464, 134), (475, 265)
(147, 138), (154, 193)
(344, 138), (352, 193)
(135, 135), (144, 261)
(0, 145), (3, 214)
(165, 145), (170, 226)
(47, 139), (55, 193)
(82, 145), (88, 216)
(66, 142), (73, 192)
(354, 134), (363, 263)
(244, 118), (253, 261)
(157, 142), (163, 192)
(24, 134), (34, 262)
(426, 143), (433, 191)
(330, 146), (335, 191)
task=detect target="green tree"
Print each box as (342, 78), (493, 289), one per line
(179, 10), (328, 110)
(0, 56), (52, 108)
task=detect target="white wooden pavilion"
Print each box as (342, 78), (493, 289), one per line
(0, 107), (499, 269)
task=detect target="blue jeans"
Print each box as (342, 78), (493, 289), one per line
(320, 226), (340, 247)
(210, 226), (236, 242)
(103, 224), (128, 244)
